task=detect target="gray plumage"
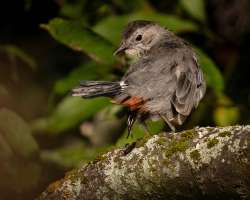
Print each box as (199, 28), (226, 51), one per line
(72, 81), (121, 98)
(72, 20), (206, 134)
(117, 44), (205, 126)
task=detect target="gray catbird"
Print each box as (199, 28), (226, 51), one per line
(72, 20), (206, 136)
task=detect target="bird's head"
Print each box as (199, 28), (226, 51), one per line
(114, 20), (168, 59)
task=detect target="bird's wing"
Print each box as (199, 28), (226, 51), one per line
(171, 51), (206, 117)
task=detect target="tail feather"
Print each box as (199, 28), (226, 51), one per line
(72, 81), (122, 98)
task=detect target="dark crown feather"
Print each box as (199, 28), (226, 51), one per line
(122, 20), (155, 39)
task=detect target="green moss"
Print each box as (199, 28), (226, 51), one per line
(65, 168), (78, 179)
(181, 129), (196, 140)
(206, 127), (215, 132)
(93, 154), (108, 163)
(156, 137), (168, 146)
(135, 135), (151, 148)
(190, 150), (201, 161)
(165, 140), (189, 158)
(207, 137), (219, 148)
(162, 130), (196, 158)
(218, 131), (231, 137)
(47, 180), (63, 193)
(247, 138), (250, 147)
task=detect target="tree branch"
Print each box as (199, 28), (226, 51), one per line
(38, 125), (250, 200)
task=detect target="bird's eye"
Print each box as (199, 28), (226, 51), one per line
(135, 34), (142, 41)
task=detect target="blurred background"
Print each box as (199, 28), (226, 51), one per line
(0, 0), (249, 199)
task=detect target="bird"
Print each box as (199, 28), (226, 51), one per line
(72, 20), (206, 137)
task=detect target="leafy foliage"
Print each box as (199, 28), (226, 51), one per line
(94, 12), (199, 45)
(0, 45), (37, 70)
(53, 61), (114, 95)
(180, 0), (206, 22)
(0, 108), (39, 157)
(41, 96), (111, 134)
(0, 109), (41, 197)
(41, 18), (116, 65)
(195, 48), (224, 93)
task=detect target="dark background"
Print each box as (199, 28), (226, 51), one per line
(0, 0), (249, 199)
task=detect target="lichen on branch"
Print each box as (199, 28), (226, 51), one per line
(38, 125), (250, 200)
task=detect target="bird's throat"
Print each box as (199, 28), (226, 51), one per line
(125, 48), (141, 62)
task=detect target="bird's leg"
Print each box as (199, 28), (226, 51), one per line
(123, 142), (136, 155)
(122, 111), (138, 155)
(160, 114), (176, 132)
(137, 113), (151, 136)
(127, 111), (137, 138)
(139, 120), (151, 136)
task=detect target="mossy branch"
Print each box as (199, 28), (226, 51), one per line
(38, 125), (250, 200)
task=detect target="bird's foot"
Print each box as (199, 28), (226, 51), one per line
(123, 142), (136, 155)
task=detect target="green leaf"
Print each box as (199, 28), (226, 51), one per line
(81, 105), (126, 146)
(54, 61), (115, 95)
(0, 84), (9, 97)
(59, 0), (87, 19)
(46, 96), (111, 133)
(180, 0), (206, 22)
(94, 12), (199, 45)
(41, 18), (116, 65)
(0, 45), (37, 70)
(134, 13), (199, 32)
(0, 108), (39, 158)
(94, 16), (128, 45)
(194, 48), (224, 93)
(214, 106), (240, 126)
(213, 94), (239, 126)
(41, 142), (108, 168)
(41, 143), (87, 168)
(0, 132), (13, 160)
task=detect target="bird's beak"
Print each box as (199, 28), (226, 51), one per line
(113, 43), (127, 56)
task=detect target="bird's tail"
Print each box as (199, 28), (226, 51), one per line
(72, 81), (122, 98)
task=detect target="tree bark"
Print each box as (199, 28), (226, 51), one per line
(38, 125), (250, 200)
